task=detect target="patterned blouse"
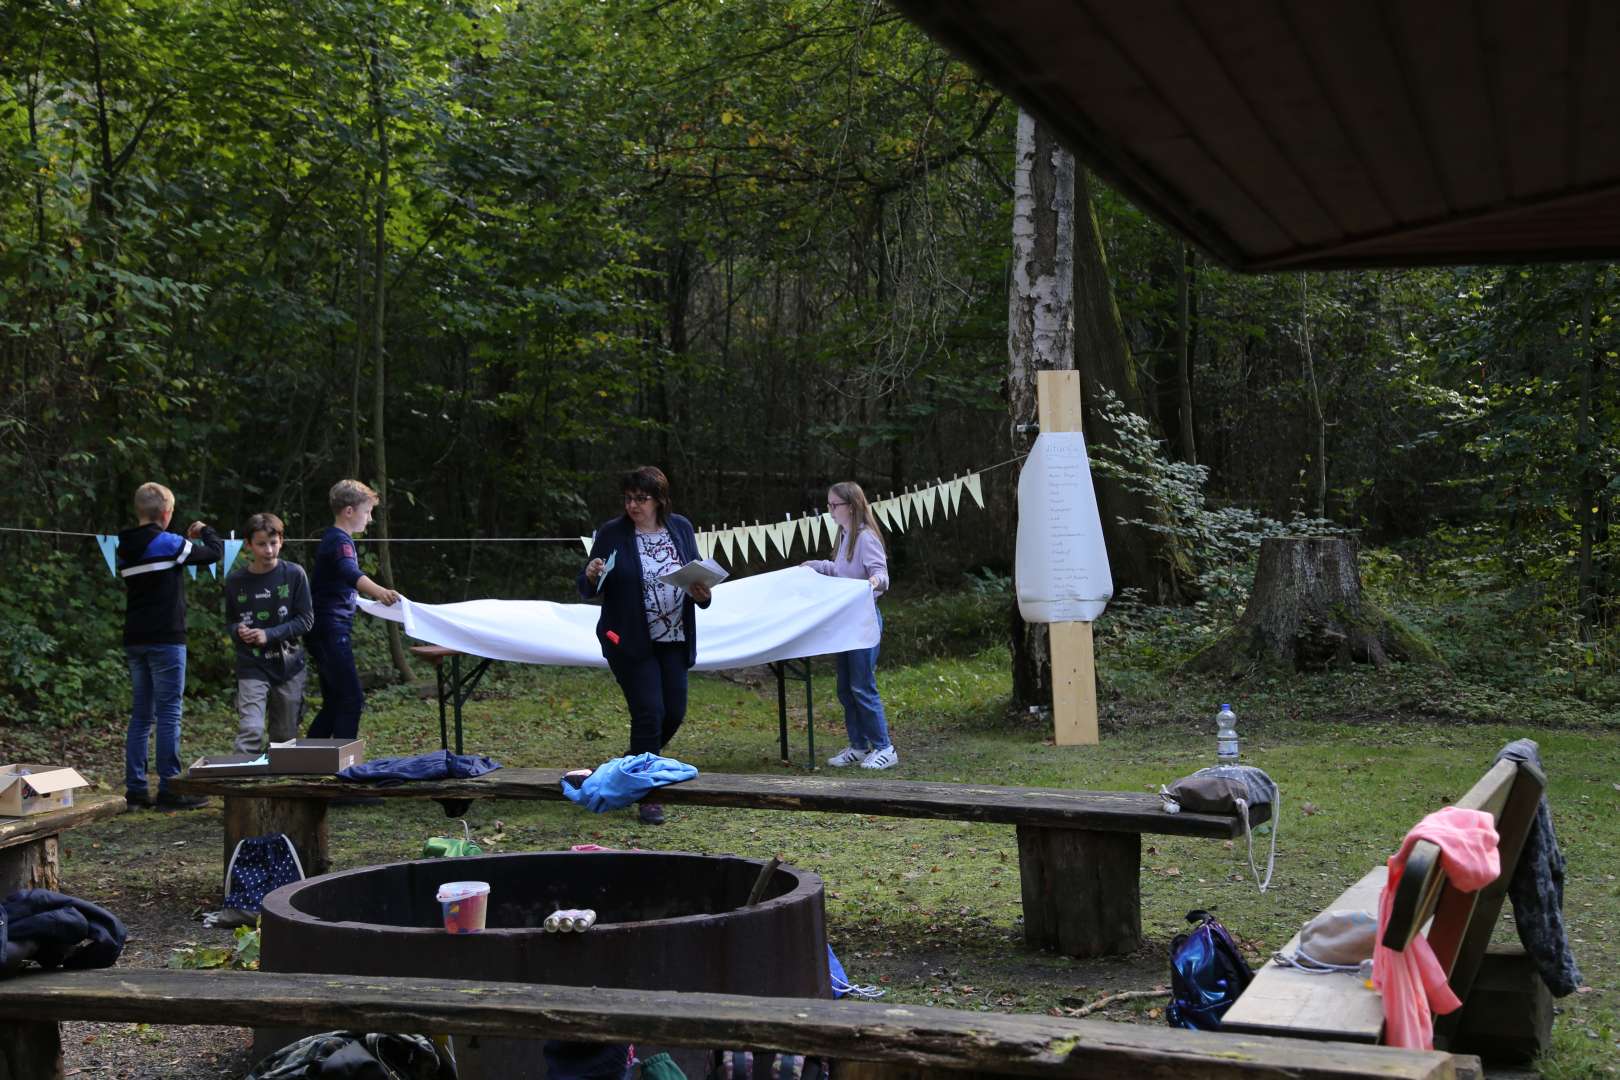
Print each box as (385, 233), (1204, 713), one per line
(636, 528), (686, 642)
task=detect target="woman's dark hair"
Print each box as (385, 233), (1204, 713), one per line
(621, 465), (672, 526)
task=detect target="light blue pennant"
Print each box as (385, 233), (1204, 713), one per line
(95, 534), (120, 578)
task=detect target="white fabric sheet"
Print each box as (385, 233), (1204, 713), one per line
(358, 567), (880, 669)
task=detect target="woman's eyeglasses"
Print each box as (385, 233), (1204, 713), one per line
(828, 500), (850, 509)
(623, 493), (654, 505)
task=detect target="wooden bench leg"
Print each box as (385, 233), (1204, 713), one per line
(222, 796), (330, 885)
(0, 1019), (63, 1080)
(0, 836), (59, 895)
(1016, 825), (1141, 958)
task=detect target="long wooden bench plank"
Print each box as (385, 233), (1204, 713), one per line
(169, 768), (1261, 837)
(0, 968), (1458, 1080)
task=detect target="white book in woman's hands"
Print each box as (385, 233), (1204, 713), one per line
(658, 558), (729, 593)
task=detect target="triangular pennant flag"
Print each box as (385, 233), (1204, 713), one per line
(218, 538), (245, 578)
(948, 476), (965, 514)
(821, 512), (837, 541)
(919, 484), (937, 525)
(747, 522), (769, 562)
(798, 515), (815, 553)
(187, 564), (198, 580)
(879, 499), (899, 531)
(935, 482), (953, 520)
(769, 519), (792, 559)
(718, 527), (736, 564)
(96, 534), (120, 578)
(580, 536), (593, 554)
(965, 472), (984, 509)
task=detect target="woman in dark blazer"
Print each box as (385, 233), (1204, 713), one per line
(576, 466), (711, 824)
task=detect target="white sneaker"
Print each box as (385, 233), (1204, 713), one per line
(860, 745), (898, 770)
(827, 746), (868, 767)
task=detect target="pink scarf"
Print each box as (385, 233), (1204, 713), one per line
(1373, 805), (1500, 1049)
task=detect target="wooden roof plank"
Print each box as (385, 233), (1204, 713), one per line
(1385, 0), (1506, 211)
(1189, 0), (1391, 236)
(1571, 1), (1620, 185)
(1081, 0), (1337, 245)
(1285, 4), (1451, 225)
(1485, 0), (1570, 198)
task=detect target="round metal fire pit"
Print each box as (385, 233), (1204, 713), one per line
(259, 850), (830, 999)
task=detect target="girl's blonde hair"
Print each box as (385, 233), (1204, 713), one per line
(828, 480), (885, 561)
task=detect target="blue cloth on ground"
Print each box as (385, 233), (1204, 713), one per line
(338, 750), (501, 785)
(561, 753), (698, 813)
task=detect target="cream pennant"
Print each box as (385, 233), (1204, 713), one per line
(904, 490), (920, 528)
(935, 481), (953, 520)
(919, 484), (937, 525)
(718, 527), (736, 564)
(699, 532), (716, 561)
(871, 499), (892, 531)
(747, 522), (769, 562)
(799, 514), (816, 552)
(770, 519), (793, 559)
(580, 536), (593, 554)
(821, 511), (836, 539)
(891, 496), (907, 532)
(948, 476), (965, 514)
(965, 472), (984, 509)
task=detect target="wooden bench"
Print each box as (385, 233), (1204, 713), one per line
(1223, 754), (1552, 1062)
(0, 967), (1469, 1080)
(167, 769), (1268, 958)
(0, 795), (126, 895)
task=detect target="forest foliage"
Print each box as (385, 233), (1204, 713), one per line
(2, 0), (1616, 719)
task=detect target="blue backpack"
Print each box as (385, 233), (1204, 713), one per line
(223, 833), (305, 915)
(1166, 910), (1253, 1030)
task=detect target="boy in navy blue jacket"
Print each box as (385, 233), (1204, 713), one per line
(305, 479), (401, 740)
(116, 482), (223, 810)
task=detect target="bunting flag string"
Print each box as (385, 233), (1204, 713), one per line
(7, 454), (1024, 579)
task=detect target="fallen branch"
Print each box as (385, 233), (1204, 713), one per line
(1064, 987), (1170, 1018)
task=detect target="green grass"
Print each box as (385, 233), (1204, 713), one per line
(34, 583), (1620, 1076)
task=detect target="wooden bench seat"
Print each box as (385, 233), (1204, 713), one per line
(1223, 754), (1551, 1062)
(168, 769), (1268, 958)
(0, 967), (1466, 1080)
(0, 795), (126, 895)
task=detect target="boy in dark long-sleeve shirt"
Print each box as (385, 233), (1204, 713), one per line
(116, 482), (223, 810)
(224, 512), (313, 753)
(305, 479), (401, 740)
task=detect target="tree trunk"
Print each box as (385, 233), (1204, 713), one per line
(1187, 537), (1440, 675)
(1177, 243), (1197, 467)
(1072, 166), (1191, 602)
(367, 30), (412, 681)
(1006, 109), (1074, 710)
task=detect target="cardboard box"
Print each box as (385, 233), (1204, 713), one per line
(268, 738), (365, 774)
(186, 754), (272, 778)
(0, 763), (88, 817)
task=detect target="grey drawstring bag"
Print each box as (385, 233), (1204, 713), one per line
(1160, 765), (1278, 893)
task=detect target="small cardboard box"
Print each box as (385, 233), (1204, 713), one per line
(0, 763), (88, 817)
(268, 738), (365, 774)
(186, 754), (272, 778)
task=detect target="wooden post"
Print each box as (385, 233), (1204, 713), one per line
(0, 1020), (63, 1080)
(1017, 825), (1141, 957)
(1036, 370), (1099, 746)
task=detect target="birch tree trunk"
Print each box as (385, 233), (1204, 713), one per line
(1006, 109), (1074, 709)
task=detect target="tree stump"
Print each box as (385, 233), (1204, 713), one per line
(1187, 536), (1440, 676)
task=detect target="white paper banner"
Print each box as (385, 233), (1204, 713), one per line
(1015, 432), (1112, 623)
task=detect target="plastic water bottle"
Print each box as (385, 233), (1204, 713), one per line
(1216, 704), (1240, 763)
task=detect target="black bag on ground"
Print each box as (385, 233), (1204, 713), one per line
(1165, 910), (1254, 1031)
(244, 1030), (455, 1079)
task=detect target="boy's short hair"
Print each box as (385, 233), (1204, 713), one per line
(245, 512), (285, 541)
(329, 479), (380, 515)
(133, 482), (175, 521)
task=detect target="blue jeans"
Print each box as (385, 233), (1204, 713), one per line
(835, 610), (889, 751)
(306, 620), (364, 739)
(125, 644), (187, 795)
(608, 641), (689, 756)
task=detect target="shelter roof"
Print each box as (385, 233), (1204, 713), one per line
(890, 1), (1620, 271)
